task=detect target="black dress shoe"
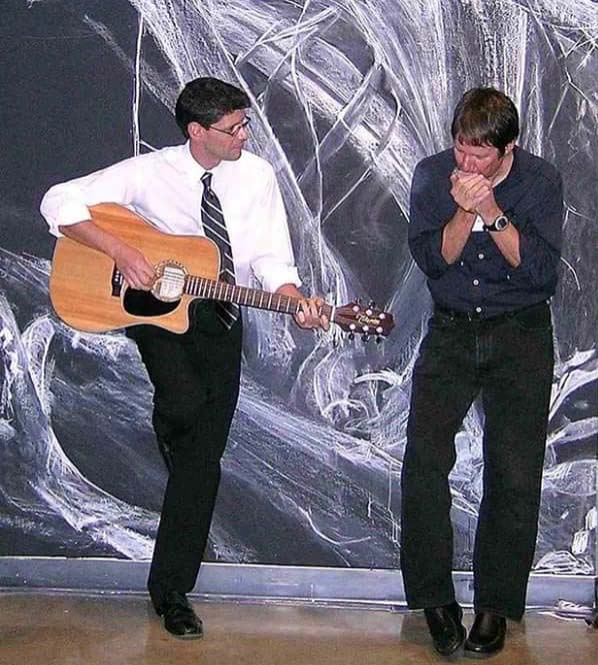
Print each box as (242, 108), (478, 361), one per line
(464, 612), (506, 657)
(155, 590), (203, 639)
(424, 601), (466, 656)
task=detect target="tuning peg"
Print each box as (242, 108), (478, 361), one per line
(369, 300), (376, 308)
(376, 336), (383, 344)
(348, 332), (355, 341)
(362, 334), (370, 343)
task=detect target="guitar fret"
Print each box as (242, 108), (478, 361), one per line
(185, 275), (307, 315)
(184, 276), (347, 325)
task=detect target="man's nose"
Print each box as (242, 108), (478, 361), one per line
(237, 125), (250, 141)
(461, 155), (475, 172)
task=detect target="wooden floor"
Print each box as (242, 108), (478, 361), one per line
(0, 592), (596, 665)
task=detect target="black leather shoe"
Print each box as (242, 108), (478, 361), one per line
(464, 612), (506, 657)
(155, 591), (203, 639)
(424, 601), (466, 656)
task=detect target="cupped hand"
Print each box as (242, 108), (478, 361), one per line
(450, 170), (494, 215)
(112, 243), (155, 290)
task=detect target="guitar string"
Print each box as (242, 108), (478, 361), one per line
(155, 271), (301, 314)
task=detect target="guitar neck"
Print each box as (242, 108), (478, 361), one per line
(185, 275), (334, 319)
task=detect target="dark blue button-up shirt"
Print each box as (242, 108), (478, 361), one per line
(408, 146), (563, 318)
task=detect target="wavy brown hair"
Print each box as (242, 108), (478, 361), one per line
(451, 87), (519, 155)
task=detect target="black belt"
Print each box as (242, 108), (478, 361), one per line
(434, 300), (548, 324)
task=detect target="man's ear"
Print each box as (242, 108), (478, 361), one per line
(187, 121), (207, 139)
(504, 140), (516, 154)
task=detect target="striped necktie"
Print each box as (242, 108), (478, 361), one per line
(200, 172), (240, 329)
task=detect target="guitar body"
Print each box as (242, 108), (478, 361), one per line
(49, 203), (220, 333)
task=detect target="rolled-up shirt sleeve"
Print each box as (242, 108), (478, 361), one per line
(408, 160), (451, 280)
(250, 165), (302, 293)
(511, 169), (563, 288)
(40, 157), (141, 237)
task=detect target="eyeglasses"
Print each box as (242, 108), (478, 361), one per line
(208, 117), (251, 137)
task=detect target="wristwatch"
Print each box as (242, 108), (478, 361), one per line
(485, 213), (510, 232)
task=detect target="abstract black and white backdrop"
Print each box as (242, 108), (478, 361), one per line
(1, 0), (596, 579)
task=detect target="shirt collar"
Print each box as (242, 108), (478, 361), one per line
(174, 140), (227, 183)
(172, 141), (247, 184)
(177, 140), (209, 182)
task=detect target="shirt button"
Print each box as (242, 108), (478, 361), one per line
(475, 306), (482, 314)
(478, 253), (485, 260)
(473, 279), (480, 286)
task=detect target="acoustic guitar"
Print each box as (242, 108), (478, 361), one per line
(49, 203), (395, 338)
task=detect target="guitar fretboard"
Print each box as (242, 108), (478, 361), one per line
(185, 276), (334, 319)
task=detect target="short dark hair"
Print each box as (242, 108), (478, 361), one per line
(451, 87), (519, 155)
(175, 77), (251, 138)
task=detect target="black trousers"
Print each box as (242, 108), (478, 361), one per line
(127, 302), (242, 608)
(400, 302), (554, 620)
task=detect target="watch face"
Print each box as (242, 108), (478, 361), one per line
(486, 214), (510, 231)
(495, 215), (509, 230)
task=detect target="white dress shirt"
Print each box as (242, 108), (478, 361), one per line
(40, 142), (301, 293)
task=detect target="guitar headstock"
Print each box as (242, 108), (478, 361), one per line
(333, 301), (395, 341)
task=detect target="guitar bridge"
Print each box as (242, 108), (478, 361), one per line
(111, 267), (124, 297)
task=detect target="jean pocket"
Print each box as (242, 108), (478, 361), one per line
(510, 303), (552, 332)
(428, 312), (459, 330)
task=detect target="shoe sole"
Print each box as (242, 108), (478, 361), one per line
(162, 618), (204, 640)
(169, 631), (204, 640)
(464, 644), (504, 659)
(438, 645), (465, 659)
(158, 611), (204, 640)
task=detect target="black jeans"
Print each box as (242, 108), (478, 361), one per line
(127, 302), (242, 608)
(400, 302), (554, 620)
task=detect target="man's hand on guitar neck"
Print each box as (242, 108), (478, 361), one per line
(276, 284), (330, 331)
(59, 219), (155, 290)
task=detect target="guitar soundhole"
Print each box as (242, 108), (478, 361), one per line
(123, 288), (180, 317)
